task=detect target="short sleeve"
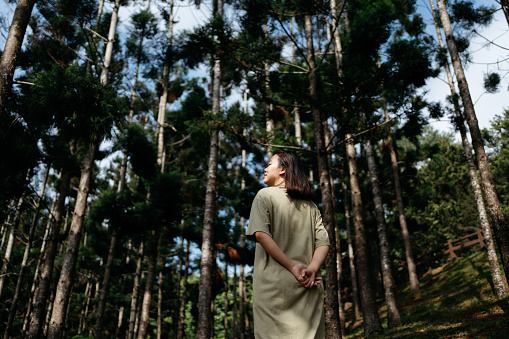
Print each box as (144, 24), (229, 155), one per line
(314, 210), (330, 249)
(246, 193), (272, 242)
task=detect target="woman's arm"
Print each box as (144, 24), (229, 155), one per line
(254, 231), (307, 284)
(300, 245), (330, 288)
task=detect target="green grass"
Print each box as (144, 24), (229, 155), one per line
(344, 251), (509, 338)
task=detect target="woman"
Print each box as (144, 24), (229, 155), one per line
(247, 150), (330, 339)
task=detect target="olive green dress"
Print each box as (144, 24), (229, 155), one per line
(247, 186), (330, 339)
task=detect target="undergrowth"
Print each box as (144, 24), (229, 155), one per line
(344, 251), (509, 338)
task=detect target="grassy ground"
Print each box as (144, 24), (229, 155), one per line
(344, 251), (509, 338)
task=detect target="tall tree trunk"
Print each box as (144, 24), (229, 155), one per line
(196, 1), (223, 338)
(137, 230), (158, 339)
(116, 306), (124, 338)
(383, 107), (420, 295)
(224, 261), (229, 339)
(436, 0), (509, 286)
(363, 136), (401, 328)
(239, 98), (248, 339)
(0, 183), (26, 299)
(47, 143), (96, 339)
(173, 236), (184, 334)
(233, 261), (238, 338)
(119, 0), (152, 192)
(0, 0), (37, 118)
(157, 269), (163, 339)
(157, 0), (174, 170)
(94, 228), (118, 338)
(429, 0), (507, 297)
(342, 181), (361, 321)
(128, 242), (143, 339)
(100, 0), (121, 85)
(4, 167), (49, 339)
(346, 135), (384, 337)
(23, 195), (56, 335)
(177, 240), (189, 339)
(27, 171), (71, 339)
(79, 274), (92, 333)
(304, 13), (342, 339)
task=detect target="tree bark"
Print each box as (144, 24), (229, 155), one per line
(0, 185), (26, 299)
(27, 171), (71, 339)
(304, 13), (342, 339)
(4, 167), (49, 339)
(0, 0), (37, 118)
(137, 230), (158, 339)
(346, 134), (384, 337)
(364, 137), (402, 328)
(23, 195), (56, 335)
(383, 107), (420, 295)
(128, 242), (143, 339)
(157, 269), (163, 339)
(224, 261), (229, 339)
(47, 143), (96, 339)
(342, 182), (361, 321)
(429, 0), (507, 297)
(177, 240), (190, 339)
(94, 229), (118, 338)
(196, 1), (223, 338)
(100, 0), (121, 85)
(436, 0), (509, 286)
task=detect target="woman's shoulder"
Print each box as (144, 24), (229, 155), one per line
(255, 186), (286, 199)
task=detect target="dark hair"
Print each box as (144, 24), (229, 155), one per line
(274, 150), (313, 200)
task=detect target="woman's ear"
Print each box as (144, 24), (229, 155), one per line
(279, 167), (286, 176)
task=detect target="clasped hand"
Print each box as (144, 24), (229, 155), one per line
(291, 264), (321, 289)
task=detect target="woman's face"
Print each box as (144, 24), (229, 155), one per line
(264, 155), (285, 186)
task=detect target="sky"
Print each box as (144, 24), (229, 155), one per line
(118, 0), (509, 136)
(1, 0), (507, 134)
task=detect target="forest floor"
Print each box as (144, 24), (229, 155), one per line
(344, 251), (509, 338)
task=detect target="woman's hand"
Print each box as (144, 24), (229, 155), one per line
(300, 268), (322, 288)
(291, 264), (321, 288)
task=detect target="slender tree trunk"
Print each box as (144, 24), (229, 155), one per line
(224, 261), (229, 339)
(137, 230), (158, 339)
(4, 167), (49, 339)
(23, 195), (56, 335)
(346, 135), (384, 337)
(239, 99), (248, 339)
(304, 13), (342, 339)
(47, 143), (96, 339)
(94, 229), (118, 338)
(0, 0), (37, 118)
(100, 0), (121, 85)
(174, 236), (184, 334)
(436, 0), (509, 285)
(116, 306), (124, 338)
(157, 0), (174, 169)
(197, 1), (223, 338)
(177, 240), (189, 339)
(79, 275), (91, 333)
(342, 181), (361, 321)
(383, 107), (420, 295)
(157, 269), (163, 339)
(233, 261), (238, 338)
(0, 186), (26, 299)
(429, 0), (507, 297)
(290, 19), (302, 147)
(96, 0), (105, 26)
(364, 136), (401, 328)
(27, 171), (71, 339)
(128, 242), (143, 339)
